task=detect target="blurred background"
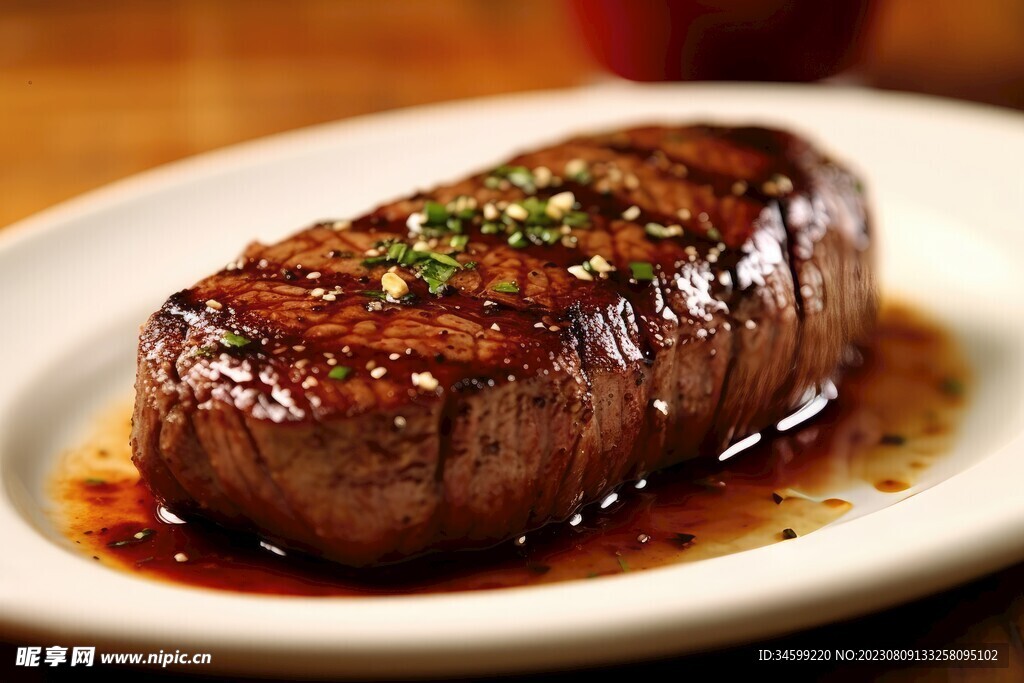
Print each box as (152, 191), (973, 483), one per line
(2, 2), (1024, 679)
(2, 0), (1024, 229)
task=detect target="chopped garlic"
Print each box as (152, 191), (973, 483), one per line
(381, 272), (409, 299)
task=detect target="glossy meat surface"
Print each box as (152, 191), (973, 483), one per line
(132, 124), (876, 565)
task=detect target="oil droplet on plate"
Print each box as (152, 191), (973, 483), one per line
(874, 479), (911, 493)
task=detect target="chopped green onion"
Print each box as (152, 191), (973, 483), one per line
(450, 234), (469, 250)
(492, 281), (520, 294)
(399, 248), (423, 267)
(532, 227), (560, 245)
(387, 242), (407, 260)
(645, 222), (674, 239)
(490, 165), (536, 193)
(562, 210), (591, 227)
(706, 227), (722, 241)
(506, 168), (535, 191)
(222, 332), (251, 348)
(327, 366), (352, 381)
(507, 231), (528, 249)
(364, 241), (429, 268)
(480, 222), (501, 235)
(447, 196), (478, 220)
(616, 556), (630, 573)
(629, 262), (655, 281)
(520, 196), (551, 224)
(423, 200), (448, 225)
(565, 161), (592, 184)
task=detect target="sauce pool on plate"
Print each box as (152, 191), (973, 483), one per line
(50, 302), (969, 596)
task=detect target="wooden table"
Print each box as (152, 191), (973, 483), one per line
(3, 1), (1022, 680)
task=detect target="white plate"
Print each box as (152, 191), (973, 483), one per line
(1, 83), (1023, 678)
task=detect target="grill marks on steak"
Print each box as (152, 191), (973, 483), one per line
(132, 125), (876, 565)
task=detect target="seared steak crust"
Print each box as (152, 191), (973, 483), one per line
(132, 125), (875, 565)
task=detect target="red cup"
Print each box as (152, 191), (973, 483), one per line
(569, 0), (876, 82)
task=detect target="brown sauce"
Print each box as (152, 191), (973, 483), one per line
(50, 302), (969, 596)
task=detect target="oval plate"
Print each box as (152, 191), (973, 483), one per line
(1, 83), (1023, 677)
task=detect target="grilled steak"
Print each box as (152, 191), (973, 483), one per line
(132, 124), (876, 566)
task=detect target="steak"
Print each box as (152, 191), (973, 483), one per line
(132, 124), (876, 566)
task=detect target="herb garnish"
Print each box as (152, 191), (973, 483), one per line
(222, 332), (251, 348)
(416, 199), (470, 237)
(363, 243), (465, 296)
(419, 257), (460, 295)
(327, 366), (352, 381)
(629, 262), (655, 281)
(564, 159), (591, 185)
(507, 231), (529, 249)
(487, 165), (536, 193)
(492, 281), (520, 294)
(428, 252), (462, 268)
(423, 200), (448, 225)
(562, 210), (591, 228)
(360, 289), (416, 303)
(645, 222), (681, 240)
(107, 528), (156, 548)
(363, 240), (420, 267)
(616, 556), (630, 573)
